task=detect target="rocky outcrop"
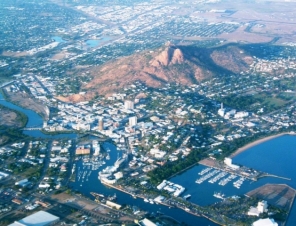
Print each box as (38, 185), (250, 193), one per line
(59, 43), (255, 101)
(151, 46), (184, 67)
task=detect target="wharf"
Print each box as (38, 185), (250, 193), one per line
(101, 180), (174, 208)
(199, 158), (258, 181)
(199, 158), (291, 182)
(101, 181), (230, 225)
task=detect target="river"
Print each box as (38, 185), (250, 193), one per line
(0, 92), (76, 139)
(0, 91), (216, 225)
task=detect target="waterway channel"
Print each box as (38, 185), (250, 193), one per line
(0, 92), (76, 139)
(0, 91), (216, 225)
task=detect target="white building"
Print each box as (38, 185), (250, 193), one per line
(138, 218), (157, 226)
(129, 116), (137, 127)
(257, 200), (268, 213)
(224, 157), (240, 170)
(39, 182), (50, 188)
(224, 109), (236, 119)
(150, 148), (166, 159)
(8, 211), (59, 226)
(224, 157), (232, 166)
(234, 111), (249, 118)
(218, 103), (225, 117)
(248, 206), (261, 217)
(248, 200), (268, 217)
(252, 218), (278, 226)
(124, 100), (134, 110)
(15, 178), (28, 186)
(93, 147), (100, 156)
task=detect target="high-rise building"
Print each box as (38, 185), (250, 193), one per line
(218, 102), (225, 117)
(129, 116), (137, 127)
(93, 141), (100, 156)
(257, 200), (268, 213)
(124, 100), (134, 110)
(98, 117), (104, 131)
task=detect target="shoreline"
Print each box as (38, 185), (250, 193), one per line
(101, 180), (225, 226)
(230, 132), (295, 158)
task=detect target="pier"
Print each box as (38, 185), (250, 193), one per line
(101, 180), (237, 225)
(258, 173), (291, 181)
(199, 157), (291, 182)
(199, 158), (259, 181)
(22, 127), (42, 131)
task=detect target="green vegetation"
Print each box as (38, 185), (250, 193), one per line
(148, 149), (200, 184)
(218, 94), (260, 111)
(0, 128), (27, 147)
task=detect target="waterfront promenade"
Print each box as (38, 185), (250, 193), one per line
(100, 180), (234, 225)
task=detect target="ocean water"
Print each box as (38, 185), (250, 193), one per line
(234, 135), (296, 225)
(171, 134), (296, 225)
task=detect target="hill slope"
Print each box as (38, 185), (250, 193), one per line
(58, 43), (254, 101)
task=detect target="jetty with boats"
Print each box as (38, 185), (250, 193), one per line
(199, 157), (291, 182)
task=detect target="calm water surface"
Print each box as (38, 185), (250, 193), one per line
(172, 134), (296, 225)
(85, 36), (111, 47)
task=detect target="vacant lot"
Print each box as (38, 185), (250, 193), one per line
(0, 106), (24, 128)
(246, 184), (296, 210)
(5, 91), (48, 119)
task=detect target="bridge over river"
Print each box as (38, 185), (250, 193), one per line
(22, 127), (42, 131)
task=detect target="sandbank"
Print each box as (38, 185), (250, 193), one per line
(230, 132), (296, 158)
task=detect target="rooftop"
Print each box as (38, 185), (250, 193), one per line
(8, 210), (59, 226)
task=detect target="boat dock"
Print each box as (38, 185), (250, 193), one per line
(199, 158), (259, 181)
(199, 158), (290, 182)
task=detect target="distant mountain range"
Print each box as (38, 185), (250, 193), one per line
(57, 43), (254, 102)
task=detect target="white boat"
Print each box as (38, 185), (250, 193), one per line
(144, 198), (149, 202)
(213, 192), (225, 200)
(149, 199), (154, 204)
(198, 167), (211, 175)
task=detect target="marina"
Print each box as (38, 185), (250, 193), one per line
(218, 174), (237, 186)
(195, 166), (247, 190)
(233, 177), (245, 189)
(75, 157), (107, 184)
(198, 167), (212, 175)
(195, 169), (220, 184)
(208, 171), (227, 184)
